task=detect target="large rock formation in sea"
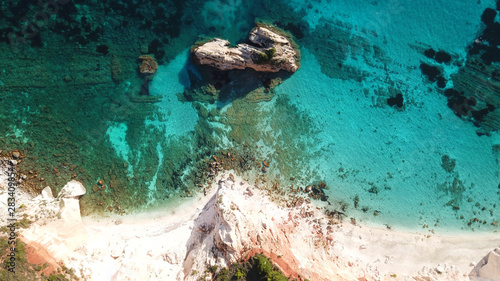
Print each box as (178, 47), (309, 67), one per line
(191, 25), (300, 73)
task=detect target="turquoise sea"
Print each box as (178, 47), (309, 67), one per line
(1, 0), (499, 234)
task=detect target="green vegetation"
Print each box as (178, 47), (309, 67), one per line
(46, 273), (69, 281)
(18, 217), (33, 229)
(234, 268), (246, 280)
(0, 237), (75, 281)
(253, 48), (277, 64)
(255, 255), (272, 276)
(209, 254), (290, 281)
(266, 48), (276, 59)
(254, 51), (270, 64)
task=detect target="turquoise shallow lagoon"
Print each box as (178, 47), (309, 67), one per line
(0, 0), (499, 233)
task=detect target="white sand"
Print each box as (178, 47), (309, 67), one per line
(1, 169), (499, 281)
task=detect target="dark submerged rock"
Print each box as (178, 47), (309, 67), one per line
(481, 8), (497, 26)
(482, 23), (500, 47)
(436, 76), (447, 88)
(387, 93), (404, 108)
(96, 44), (109, 55)
(420, 63), (441, 82)
(435, 51), (452, 64)
(424, 48), (436, 59)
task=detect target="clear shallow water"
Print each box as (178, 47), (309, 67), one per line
(275, 47), (499, 232)
(1, 0), (499, 232)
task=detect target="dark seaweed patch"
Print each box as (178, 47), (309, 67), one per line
(274, 21), (307, 39)
(30, 33), (43, 48)
(420, 63), (441, 82)
(481, 8), (497, 26)
(96, 44), (109, 55)
(434, 51), (452, 64)
(471, 104), (496, 122)
(436, 76), (447, 88)
(480, 46), (500, 65)
(0, 27), (14, 43)
(140, 19), (153, 30)
(447, 94), (470, 117)
(482, 22), (500, 46)
(424, 48), (436, 59)
(387, 93), (404, 108)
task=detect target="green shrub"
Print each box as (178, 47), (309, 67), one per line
(256, 255), (273, 276)
(18, 217), (33, 229)
(210, 254), (288, 281)
(267, 270), (289, 281)
(233, 268), (246, 280)
(266, 48), (276, 59)
(46, 273), (68, 281)
(254, 51), (269, 64)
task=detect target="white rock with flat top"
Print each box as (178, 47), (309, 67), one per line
(58, 180), (86, 198)
(192, 26), (300, 73)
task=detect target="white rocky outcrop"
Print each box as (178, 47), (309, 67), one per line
(0, 158), (88, 265)
(183, 175), (342, 281)
(58, 180), (86, 198)
(41, 186), (54, 199)
(20, 180), (88, 262)
(470, 248), (500, 281)
(192, 26), (300, 73)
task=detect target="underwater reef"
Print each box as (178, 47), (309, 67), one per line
(420, 4), (500, 134)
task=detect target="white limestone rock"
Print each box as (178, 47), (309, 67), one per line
(192, 26), (299, 73)
(41, 186), (54, 199)
(58, 180), (86, 198)
(470, 248), (500, 281)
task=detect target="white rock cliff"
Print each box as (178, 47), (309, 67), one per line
(469, 248), (500, 281)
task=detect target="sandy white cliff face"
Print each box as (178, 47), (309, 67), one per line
(191, 26), (300, 73)
(469, 248), (500, 281)
(183, 175), (338, 281)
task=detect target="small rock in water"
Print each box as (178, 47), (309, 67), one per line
(12, 151), (20, 158)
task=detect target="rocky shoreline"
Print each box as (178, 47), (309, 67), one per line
(1, 158), (500, 280)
